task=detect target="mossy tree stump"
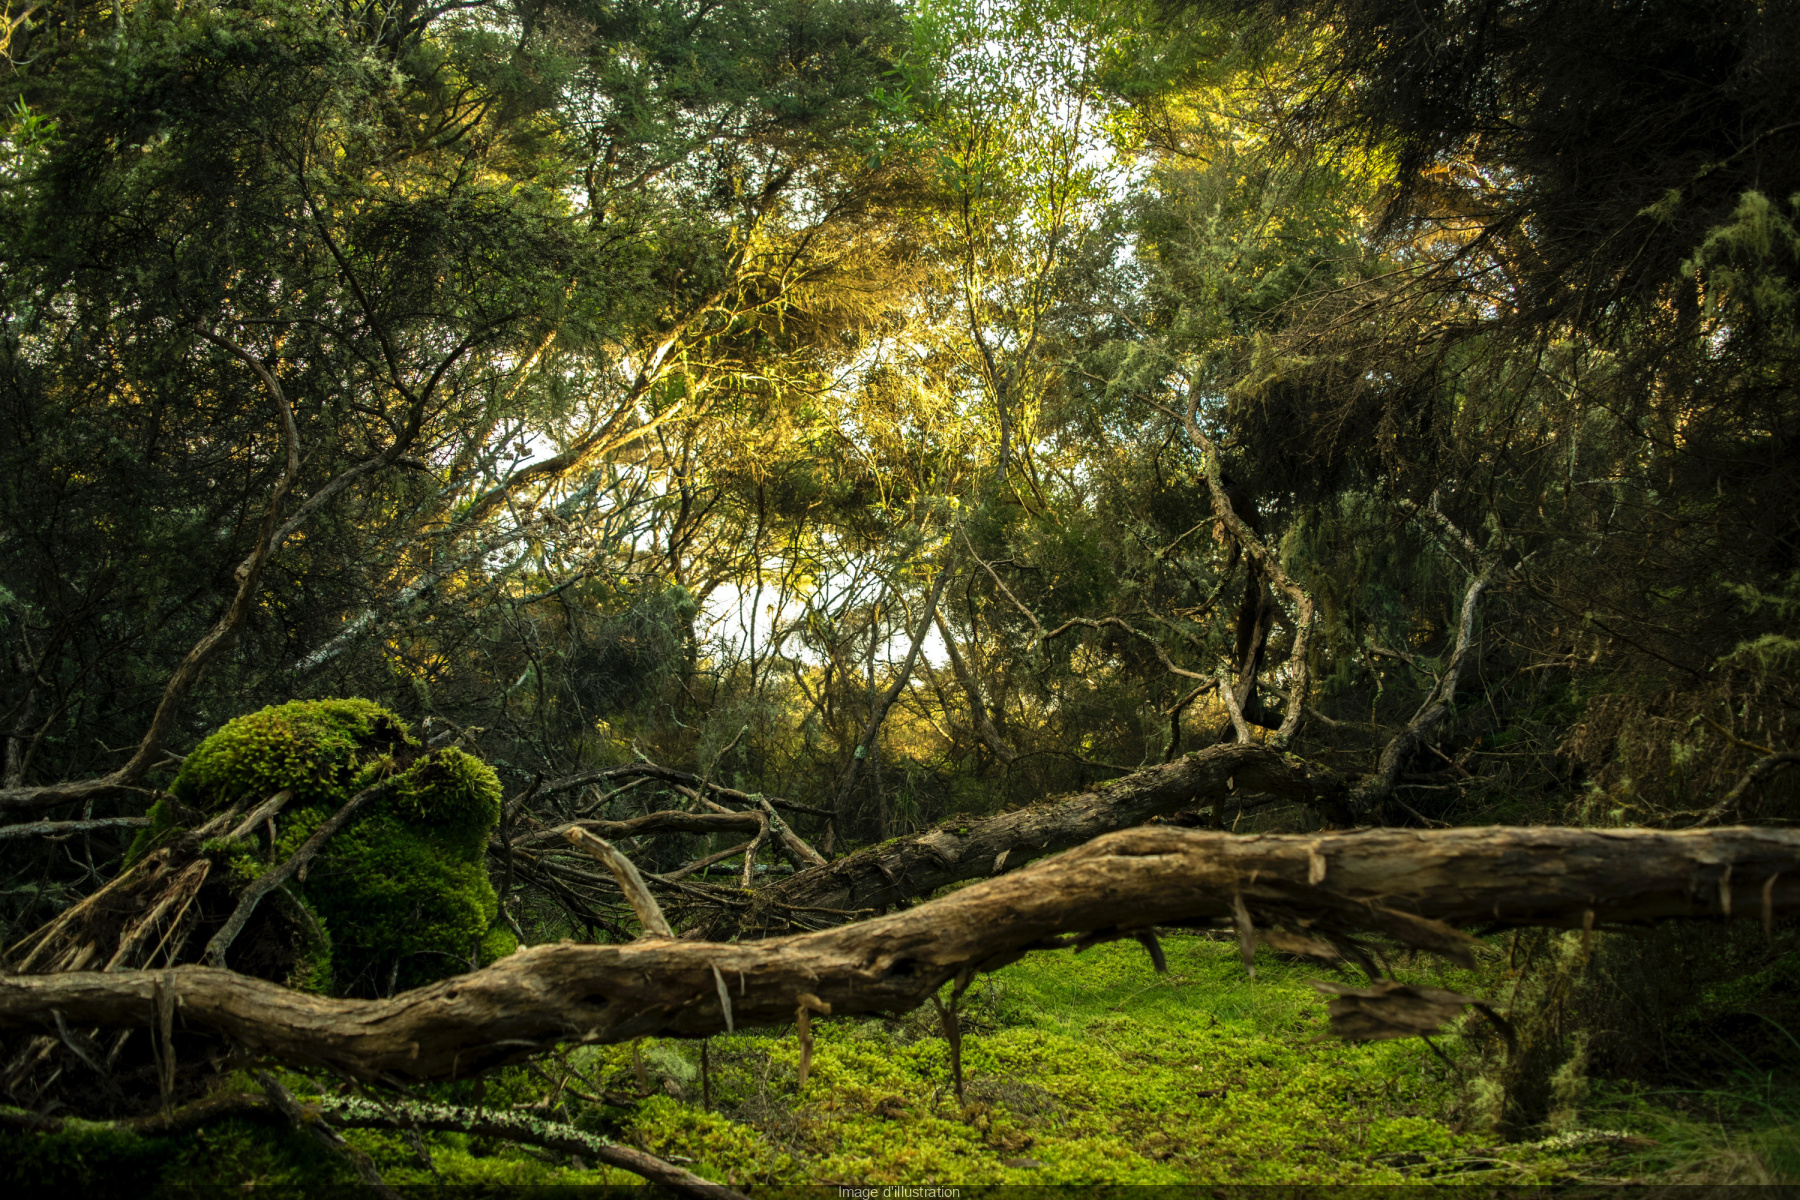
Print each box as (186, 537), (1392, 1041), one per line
(137, 699), (515, 996)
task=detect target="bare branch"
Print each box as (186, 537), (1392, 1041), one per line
(1171, 391), (1317, 744)
(757, 797), (827, 869)
(0, 325), (303, 812)
(1349, 503), (1512, 823)
(1217, 667), (1254, 744)
(1691, 749), (1800, 825)
(962, 527), (1044, 641)
(565, 829), (674, 938)
(509, 811), (762, 850)
(521, 764), (833, 821)
(204, 776), (399, 966)
(1043, 616), (1210, 682)
(739, 810), (771, 888)
(965, 527), (1213, 704)
(0, 816), (151, 842)
(319, 1095), (750, 1199)
(661, 839), (759, 883)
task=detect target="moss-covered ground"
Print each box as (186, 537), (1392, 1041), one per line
(8, 933), (1795, 1192)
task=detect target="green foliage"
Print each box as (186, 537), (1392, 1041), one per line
(0, 1113), (348, 1195)
(1, 0), (1797, 1182)
(1581, 1074), (1800, 1185)
(492, 938), (1795, 1185)
(0, 1121), (181, 1194)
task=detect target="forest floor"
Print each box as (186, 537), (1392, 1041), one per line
(583, 935), (1800, 1189)
(8, 934), (1796, 1192)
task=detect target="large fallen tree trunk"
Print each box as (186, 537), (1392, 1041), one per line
(2, 824), (1794, 1083)
(706, 740), (1329, 937)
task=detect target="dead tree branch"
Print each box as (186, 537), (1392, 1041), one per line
(0, 816), (151, 841)
(0, 329), (304, 813)
(1694, 748), (1800, 825)
(203, 776), (399, 966)
(0, 328), (416, 813)
(715, 740), (1323, 935)
(565, 829), (674, 938)
(1348, 501), (1511, 824)
(756, 798), (827, 869)
(508, 811), (763, 850)
(6, 824), (1790, 1082)
(531, 764), (832, 820)
(1173, 390), (1316, 744)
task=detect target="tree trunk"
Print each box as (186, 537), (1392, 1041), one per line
(1350, 505), (1508, 822)
(933, 613), (1016, 766)
(833, 559), (955, 834)
(717, 741), (1321, 937)
(7, 824), (1790, 1085)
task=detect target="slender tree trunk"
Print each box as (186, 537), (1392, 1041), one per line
(1351, 505), (1509, 823)
(934, 613), (1016, 767)
(833, 559), (955, 837)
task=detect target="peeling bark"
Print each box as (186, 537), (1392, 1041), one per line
(3, 824), (1792, 1084)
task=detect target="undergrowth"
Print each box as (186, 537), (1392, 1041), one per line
(7, 933), (1794, 1191)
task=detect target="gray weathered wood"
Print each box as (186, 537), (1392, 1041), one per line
(2, 823), (1793, 1083)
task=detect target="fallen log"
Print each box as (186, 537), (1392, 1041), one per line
(706, 741), (1326, 937)
(1, 824), (1793, 1083)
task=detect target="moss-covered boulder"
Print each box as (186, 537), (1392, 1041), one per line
(142, 699), (516, 996)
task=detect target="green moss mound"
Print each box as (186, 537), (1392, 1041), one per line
(172, 698), (413, 811)
(146, 699), (515, 997)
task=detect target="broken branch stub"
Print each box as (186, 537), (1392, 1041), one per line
(565, 828), (673, 939)
(1309, 980), (1485, 1042)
